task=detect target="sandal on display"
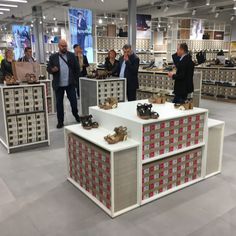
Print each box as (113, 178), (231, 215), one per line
(137, 103), (159, 120)
(104, 126), (128, 144)
(26, 73), (39, 84)
(80, 115), (99, 130)
(5, 75), (19, 86)
(99, 97), (118, 110)
(174, 99), (193, 110)
(148, 93), (166, 104)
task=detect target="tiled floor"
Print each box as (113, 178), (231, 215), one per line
(0, 99), (235, 236)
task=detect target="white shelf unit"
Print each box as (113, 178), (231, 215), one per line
(79, 77), (126, 115)
(0, 84), (50, 153)
(205, 118), (225, 179)
(137, 71), (202, 107)
(89, 101), (208, 206)
(65, 125), (140, 218)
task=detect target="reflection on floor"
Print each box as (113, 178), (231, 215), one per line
(0, 99), (236, 236)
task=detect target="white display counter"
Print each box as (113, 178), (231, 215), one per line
(65, 100), (224, 217)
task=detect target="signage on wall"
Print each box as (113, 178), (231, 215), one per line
(12, 25), (31, 60)
(190, 19), (204, 40)
(137, 14), (151, 39)
(68, 8), (93, 63)
(214, 31), (224, 40)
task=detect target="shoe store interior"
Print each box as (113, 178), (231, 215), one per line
(0, 0), (236, 235)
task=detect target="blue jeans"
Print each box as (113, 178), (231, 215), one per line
(55, 85), (79, 124)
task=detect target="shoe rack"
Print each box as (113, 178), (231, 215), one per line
(0, 84), (50, 153)
(196, 67), (236, 102)
(79, 77), (126, 115)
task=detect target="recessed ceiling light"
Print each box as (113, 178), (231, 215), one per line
(234, 3), (236, 10)
(0, 12), (4, 14)
(0, 3), (17, 7)
(0, 0), (27, 3)
(0, 8), (10, 11)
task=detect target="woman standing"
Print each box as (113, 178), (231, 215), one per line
(1, 49), (14, 79)
(104, 50), (119, 76)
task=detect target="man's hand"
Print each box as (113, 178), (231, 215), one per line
(51, 66), (59, 73)
(168, 72), (174, 78)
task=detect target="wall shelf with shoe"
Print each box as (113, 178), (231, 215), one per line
(64, 99), (224, 217)
(0, 84), (50, 153)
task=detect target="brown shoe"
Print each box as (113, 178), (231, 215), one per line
(99, 97), (118, 110)
(104, 126), (128, 144)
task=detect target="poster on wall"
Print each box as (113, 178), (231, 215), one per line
(68, 8), (93, 63)
(12, 25), (31, 60)
(137, 14), (151, 39)
(190, 19), (204, 40)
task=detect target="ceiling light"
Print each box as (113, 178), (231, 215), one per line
(53, 17), (56, 21)
(100, 0), (104, 2)
(98, 18), (103, 24)
(211, 6), (216, 12)
(215, 12), (219, 18)
(0, 8), (10, 11)
(120, 17), (123, 20)
(184, 1), (189, 9)
(30, 24), (33, 27)
(164, 5), (169, 13)
(192, 9), (196, 16)
(206, 0), (210, 6)
(43, 15), (46, 19)
(0, 3), (17, 7)
(234, 3), (236, 10)
(0, 12), (4, 14)
(0, 0), (27, 3)
(39, 21), (42, 24)
(231, 16), (235, 21)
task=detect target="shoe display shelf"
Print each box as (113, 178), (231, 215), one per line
(0, 84), (50, 153)
(137, 70), (202, 107)
(65, 98), (224, 217)
(79, 77), (126, 115)
(196, 66), (236, 103)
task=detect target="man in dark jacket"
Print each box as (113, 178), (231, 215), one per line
(47, 39), (80, 129)
(168, 43), (194, 104)
(18, 47), (35, 62)
(119, 44), (140, 101)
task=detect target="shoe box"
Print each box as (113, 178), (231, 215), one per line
(17, 115), (28, 145)
(202, 84), (217, 97)
(68, 133), (111, 209)
(33, 87), (44, 111)
(35, 113), (47, 141)
(142, 113), (205, 160)
(7, 116), (18, 146)
(142, 148), (202, 200)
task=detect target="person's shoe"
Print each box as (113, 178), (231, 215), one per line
(75, 116), (80, 123)
(57, 123), (64, 129)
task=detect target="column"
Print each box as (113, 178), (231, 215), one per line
(32, 6), (45, 63)
(128, 0), (137, 51)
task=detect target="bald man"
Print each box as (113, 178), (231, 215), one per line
(47, 39), (81, 128)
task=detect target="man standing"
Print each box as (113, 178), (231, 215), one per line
(119, 44), (140, 101)
(18, 47), (35, 62)
(47, 39), (81, 129)
(77, 12), (87, 53)
(168, 43), (194, 104)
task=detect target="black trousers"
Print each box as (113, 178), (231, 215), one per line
(173, 94), (187, 104)
(55, 85), (78, 124)
(127, 89), (137, 101)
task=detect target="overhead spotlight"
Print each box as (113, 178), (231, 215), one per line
(53, 17), (56, 21)
(184, 1), (189, 9)
(164, 5), (169, 13)
(234, 3), (236, 10)
(215, 12), (219, 18)
(100, 0), (104, 2)
(192, 9), (196, 16)
(231, 16), (235, 21)
(54, 26), (58, 32)
(211, 6), (216, 12)
(168, 24), (171, 28)
(98, 18), (103, 24)
(43, 15), (46, 19)
(206, 0), (210, 6)
(158, 23), (161, 28)
(111, 21), (114, 24)
(30, 23), (33, 27)
(39, 21), (42, 24)
(120, 17), (123, 20)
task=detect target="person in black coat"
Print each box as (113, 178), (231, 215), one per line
(77, 12), (87, 53)
(118, 44), (140, 101)
(168, 43), (194, 104)
(104, 50), (119, 76)
(47, 39), (80, 129)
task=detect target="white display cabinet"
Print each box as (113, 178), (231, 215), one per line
(79, 77), (126, 115)
(65, 125), (139, 218)
(90, 101), (208, 205)
(0, 84), (50, 153)
(205, 118), (225, 179)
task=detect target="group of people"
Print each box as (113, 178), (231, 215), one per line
(47, 39), (140, 129)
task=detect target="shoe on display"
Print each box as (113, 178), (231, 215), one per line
(104, 126), (128, 144)
(137, 103), (159, 120)
(99, 97), (118, 110)
(57, 123), (64, 129)
(80, 115), (99, 130)
(174, 99), (193, 110)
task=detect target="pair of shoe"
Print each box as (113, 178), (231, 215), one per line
(56, 115), (81, 129)
(99, 97), (118, 110)
(137, 103), (159, 120)
(104, 126), (128, 144)
(174, 99), (193, 110)
(148, 94), (166, 104)
(25, 73), (38, 84)
(5, 75), (19, 85)
(80, 115), (99, 130)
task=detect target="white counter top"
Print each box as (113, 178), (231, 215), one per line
(80, 77), (125, 82)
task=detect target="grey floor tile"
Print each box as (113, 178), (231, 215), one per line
(0, 178), (15, 206)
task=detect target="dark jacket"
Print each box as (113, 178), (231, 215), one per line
(104, 57), (119, 76)
(76, 55), (89, 77)
(1, 59), (13, 77)
(118, 53), (140, 90)
(173, 54), (194, 96)
(78, 18), (87, 32)
(47, 51), (80, 90)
